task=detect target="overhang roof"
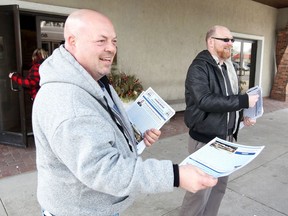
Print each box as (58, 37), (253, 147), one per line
(252, 0), (288, 9)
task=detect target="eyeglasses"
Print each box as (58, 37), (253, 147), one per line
(212, 37), (235, 43)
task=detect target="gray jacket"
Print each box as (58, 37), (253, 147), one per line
(32, 46), (174, 216)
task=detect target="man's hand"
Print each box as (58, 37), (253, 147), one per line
(243, 117), (256, 127)
(248, 94), (259, 108)
(143, 128), (161, 147)
(179, 164), (218, 193)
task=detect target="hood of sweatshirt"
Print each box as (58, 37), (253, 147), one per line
(39, 45), (104, 101)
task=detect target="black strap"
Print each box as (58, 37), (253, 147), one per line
(100, 76), (113, 99)
(96, 78), (133, 152)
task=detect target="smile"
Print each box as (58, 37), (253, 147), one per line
(100, 57), (112, 62)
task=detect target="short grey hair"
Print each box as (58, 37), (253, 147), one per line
(205, 26), (217, 42)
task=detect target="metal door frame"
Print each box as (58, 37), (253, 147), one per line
(0, 5), (27, 147)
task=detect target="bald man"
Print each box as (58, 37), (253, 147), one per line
(33, 9), (217, 216)
(179, 25), (259, 216)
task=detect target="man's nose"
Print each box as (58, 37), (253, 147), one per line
(104, 42), (117, 53)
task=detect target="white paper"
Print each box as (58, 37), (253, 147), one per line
(180, 137), (264, 178)
(244, 85), (264, 118)
(240, 86), (264, 129)
(126, 87), (175, 154)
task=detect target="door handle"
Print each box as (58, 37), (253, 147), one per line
(10, 73), (19, 91)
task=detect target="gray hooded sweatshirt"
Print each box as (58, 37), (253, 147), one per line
(32, 46), (174, 216)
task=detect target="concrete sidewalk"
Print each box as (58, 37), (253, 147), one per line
(1, 109), (288, 216)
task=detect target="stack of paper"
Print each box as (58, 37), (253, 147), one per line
(126, 87), (175, 154)
(180, 137), (264, 178)
(244, 85), (264, 119)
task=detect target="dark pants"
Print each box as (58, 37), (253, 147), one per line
(179, 136), (229, 216)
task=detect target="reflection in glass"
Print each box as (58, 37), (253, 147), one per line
(232, 40), (252, 93)
(40, 20), (64, 55)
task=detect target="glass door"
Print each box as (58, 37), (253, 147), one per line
(0, 5), (27, 147)
(232, 39), (257, 93)
(37, 16), (65, 55)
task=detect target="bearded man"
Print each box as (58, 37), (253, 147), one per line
(179, 25), (259, 216)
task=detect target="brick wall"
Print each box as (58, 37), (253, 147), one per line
(270, 23), (288, 101)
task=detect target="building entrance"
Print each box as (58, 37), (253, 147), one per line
(232, 38), (257, 93)
(0, 5), (65, 147)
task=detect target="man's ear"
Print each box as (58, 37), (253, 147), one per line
(67, 35), (76, 47)
(207, 37), (214, 49)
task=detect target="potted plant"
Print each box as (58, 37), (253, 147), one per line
(108, 66), (143, 107)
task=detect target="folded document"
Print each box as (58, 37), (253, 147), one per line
(126, 87), (175, 154)
(180, 137), (264, 178)
(244, 85), (264, 119)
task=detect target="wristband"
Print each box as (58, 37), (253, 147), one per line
(173, 164), (180, 187)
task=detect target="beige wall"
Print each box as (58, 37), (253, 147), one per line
(2, 0), (279, 100)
